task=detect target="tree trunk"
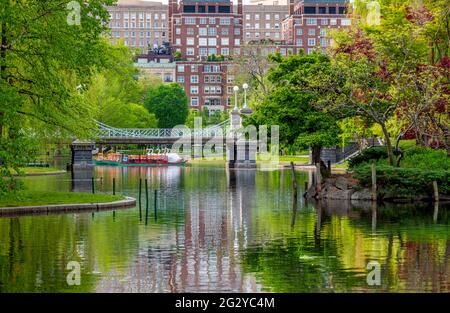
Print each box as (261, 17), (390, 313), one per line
(311, 146), (329, 179)
(380, 123), (395, 166)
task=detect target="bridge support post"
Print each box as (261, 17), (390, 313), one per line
(71, 140), (95, 168)
(226, 137), (257, 169)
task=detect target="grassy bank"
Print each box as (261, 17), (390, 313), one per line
(19, 167), (65, 174)
(0, 191), (124, 208)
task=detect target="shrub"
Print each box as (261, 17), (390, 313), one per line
(353, 164), (450, 197)
(348, 147), (388, 168)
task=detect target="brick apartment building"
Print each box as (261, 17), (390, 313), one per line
(107, 0), (168, 52)
(107, 0), (351, 111)
(168, 0), (243, 112)
(282, 0), (351, 54)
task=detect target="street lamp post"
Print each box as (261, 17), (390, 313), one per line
(233, 85), (240, 112)
(240, 83), (252, 115)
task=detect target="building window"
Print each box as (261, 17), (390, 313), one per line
(265, 14), (271, 20)
(234, 48), (240, 55)
(164, 73), (173, 82)
(296, 28), (303, 36)
(274, 32), (280, 38)
(296, 39), (303, 46)
(177, 65), (185, 73)
(304, 7), (316, 14)
(200, 18), (207, 24)
(246, 32), (251, 38)
(191, 97), (199, 106)
(274, 23), (280, 29)
(221, 28), (229, 35)
(275, 14), (279, 20)
(255, 23), (260, 29)
(186, 48), (195, 55)
(176, 38), (181, 45)
(308, 28), (316, 36)
(341, 19), (352, 26)
(306, 18), (317, 25)
(199, 28), (207, 36)
(330, 19), (337, 25)
(221, 48), (229, 55)
(234, 38), (240, 45)
(187, 28), (194, 35)
(190, 75), (199, 83)
(265, 32), (271, 37)
(187, 37), (195, 45)
(220, 18), (230, 25)
(234, 28), (240, 35)
(255, 14), (260, 20)
(199, 37), (207, 46)
(307, 48), (314, 54)
(208, 38), (217, 46)
(209, 17), (216, 24)
(308, 38), (316, 46)
(320, 38), (328, 47)
(221, 38), (229, 45)
(320, 29), (327, 36)
(319, 7), (326, 14)
(199, 47), (208, 56)
(185, 17), (196, 25)
(190, 86), (199, 94)
(245, 14), (250, 20)
(191, 65), (198, 72)
(321, 19), (328, 25)
(245, 23), (251, 29)
(208, 47), (217, 55)
(208, 28), (216, 36)
(265, 23), (271, 29)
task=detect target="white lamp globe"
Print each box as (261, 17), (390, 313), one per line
(242, 83), (249, 90)
(233, 86), (239, 92)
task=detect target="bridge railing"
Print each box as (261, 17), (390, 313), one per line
(95, 120), (231, 139)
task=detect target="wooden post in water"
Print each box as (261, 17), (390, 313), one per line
(138, 178), (142, 221)
(145, 178), (149, 224)
(433, 181), (439, 202)
(91, 177), (95, 194)
(371, 162), (377, 201)
(433, 181), (439, 223)
(154, 189), (158, 220)
(290, 162), (298, 202)
(113, 178), (116, 195)
(315, 163), (322, 193)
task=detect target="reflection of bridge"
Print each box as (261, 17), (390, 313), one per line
(95, 120), (231, 144)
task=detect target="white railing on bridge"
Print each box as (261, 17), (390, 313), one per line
(95, 120), (230, 139)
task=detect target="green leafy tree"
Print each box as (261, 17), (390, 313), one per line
(81, 43), (158, 128)
(247, 52), (342, 177)
(144, 83), (189, 128)
(0, 0), (116, 192)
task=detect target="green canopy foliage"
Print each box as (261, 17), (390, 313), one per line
(144, 83), (189, 128)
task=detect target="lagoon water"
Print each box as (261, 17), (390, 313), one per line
(0, 164), (449, 292)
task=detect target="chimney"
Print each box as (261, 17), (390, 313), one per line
(288, 0), (295, 15)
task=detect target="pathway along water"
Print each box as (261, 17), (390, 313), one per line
(0, 164), (449, 292)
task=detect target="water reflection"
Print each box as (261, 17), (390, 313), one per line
(0, 166), (448, 292)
